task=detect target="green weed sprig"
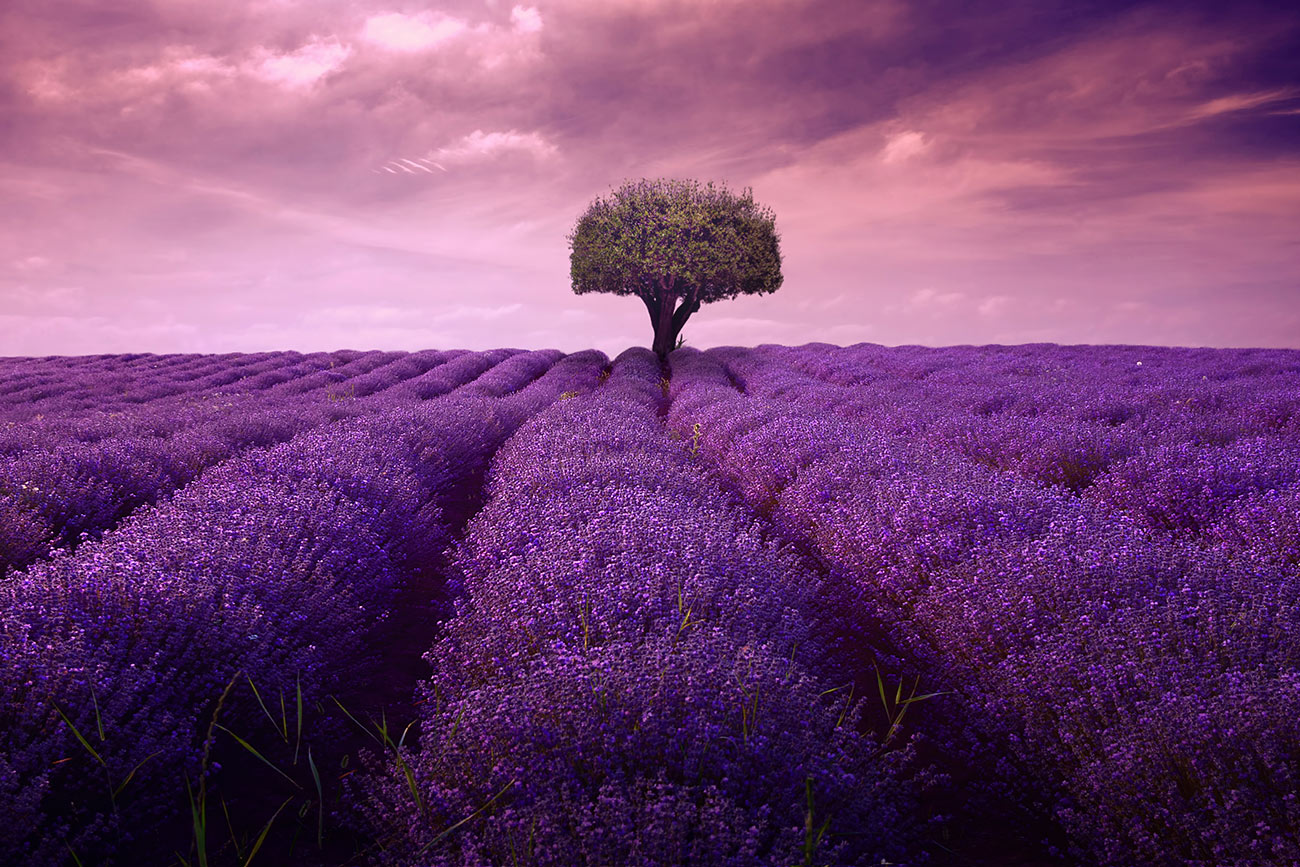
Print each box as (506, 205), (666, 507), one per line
(53, 682), (165, 813)
(873, 664), (947, 745)
(799, 776), (833, 867)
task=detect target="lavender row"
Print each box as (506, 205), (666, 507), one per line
(347, 347), (932, 866)
(0, 399), (366, 576)
(668, 347), (1300, 866)
(0, 351), (480, 460)
(725, 344), (1300, 546)
(0, 349), (607, 866)
(252, 350), (411, 398)
(768, 342), (1300, 442)
(0, 352), (222, 407)
(748, 342), (1300, 479)
(0, 350), (417, 446)
(0, 348), (448, 425)
(0, 350), (551, 577)
(0, 351), (305, 421)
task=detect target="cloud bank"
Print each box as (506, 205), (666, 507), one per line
(1, 0), (1297, 354)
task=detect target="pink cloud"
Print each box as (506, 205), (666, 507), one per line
(253, 38), (352, 87)
(360, 11), (475, 52)
(880, 130), (929, 163)
(510, 5), (543, 34)
(0, 0), (1296, 355)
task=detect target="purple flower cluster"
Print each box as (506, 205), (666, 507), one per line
(1087, 435), (1300, 536)
(1, 350), (354, 420)
(0, 350), (523, 576)
(2, 340), (1297, 866)
(667, 343), (1300, 866)
(0, 349), (606, 866)
(378, 348), (521, 402)
(345, 347), (928, 866)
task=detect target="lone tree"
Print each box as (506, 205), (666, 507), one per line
(567, 177), (783, 359)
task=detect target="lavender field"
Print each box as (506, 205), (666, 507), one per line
(2, 342), (1298, 867)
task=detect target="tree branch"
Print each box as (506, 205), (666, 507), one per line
(671, 288), (700, 333)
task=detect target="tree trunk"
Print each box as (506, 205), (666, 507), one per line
(669, 294), (700, 350)
(651, 291), (676, 359)
(648, 278), (700, 359)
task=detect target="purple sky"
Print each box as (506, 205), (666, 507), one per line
(3, 0), (1298, 356)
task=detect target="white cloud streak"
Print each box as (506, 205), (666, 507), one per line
(361, 12), (476, 52)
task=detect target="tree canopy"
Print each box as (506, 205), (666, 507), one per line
(566, 177), (783, 358)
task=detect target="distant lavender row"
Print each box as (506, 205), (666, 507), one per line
(758, 341), (1300, 452)
(0, 349), (607, 867)
(0, 352), (234, 407)
(0, 351), (382, 453)
(668, 345), (1300, 866)
(738, 342), (1300, 550)
(0, 351), (307, 421)
(0, 348), (470, 424)
(347, 347), (930, 866)
(0, 350), (564, 577)
(0, 349), (466, 432)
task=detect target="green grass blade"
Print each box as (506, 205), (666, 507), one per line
(330, 696), (381, 745)
(835, 682), (856, 730)
(418, 778), (517, 855)
(53, 704), (105, 768)
(112, 749), (164, 799)
(214, 725), (302, 790)
(221, 795), (243, 862)
(245, 675), (286, 743)
(185, 773), (208, 867)
(449, 707), (464, 741)
(900, 691), (948, 705)
(242, 796), (294, 867)
(294, 673), (303, 766)
(393, 750), (423, 814)
(307, 746), (324, 848)
(90, 684), (105, 742)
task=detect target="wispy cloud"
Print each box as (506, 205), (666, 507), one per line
(510, 6), (543, 34)
(431, 129), (560, 163)
(253, 38), (352, 88)
(360, 12), (477, 52)
(376, 129), (558, 176)
(978, 295), (1011, 317)
(1187, 87), (1299, 120)
(376, 158), (448, 175)
(880, 130), (928, 163)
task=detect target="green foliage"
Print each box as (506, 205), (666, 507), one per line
(567, 178), (783, 356)
(566, 177), (783, 304)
